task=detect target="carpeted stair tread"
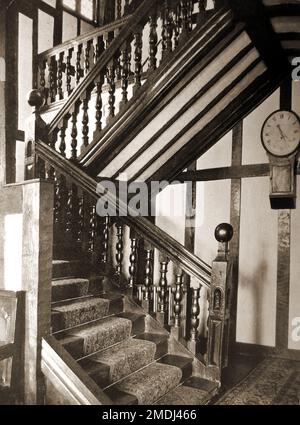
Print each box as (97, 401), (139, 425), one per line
(134, 333), (169, 359)
(155, 384), (213, 405)
(64, 316), (133, 357)
(52, 278), (89, 302)
(116, 312), (146, 335)
(159, 354), (193, 380)
(106, 362), (183, 405)
(52, 297), (111, 330)
(80, 338), (157, 387)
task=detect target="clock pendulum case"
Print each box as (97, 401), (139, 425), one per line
(261, 109), (300, 209)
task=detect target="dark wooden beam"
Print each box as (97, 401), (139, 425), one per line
(0, 6), (7, 185)
(54, 0), (63, 46)
(5, 2), (18, 183)
(227, 0), (291, 78)
(229, 122), (243, 357)
(275, 78), (292, 352)
(184, 162), (197, 252)
(176, 163), (270, 182)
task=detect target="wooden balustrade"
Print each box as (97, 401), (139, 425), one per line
(34, 0), (221, 168)
(37, 16), (131, 104)
(25, 0), (230, 366)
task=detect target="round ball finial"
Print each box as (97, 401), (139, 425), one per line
(215, 223), (233, 243)
(27, 89), (45, 109)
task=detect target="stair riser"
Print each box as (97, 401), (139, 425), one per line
(52, 262), (84, 280)
(52, 281), (90, 303)
(62, 317), (139, 359)
(52, 297), (124, 332)
(106, 363), (183, 405)
(87, 340), (165, 388)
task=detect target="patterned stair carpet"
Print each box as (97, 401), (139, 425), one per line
(216, 358), (300, 405)
(50, 258), (219, 405)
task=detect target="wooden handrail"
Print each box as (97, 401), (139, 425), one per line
(35, 140), (212, 287)
(37, 15), (132, 61)
(47, 0), (161, 134)
(41, 336), (112, 405)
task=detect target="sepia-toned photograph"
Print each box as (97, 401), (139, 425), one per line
(0, 0), (300, 409)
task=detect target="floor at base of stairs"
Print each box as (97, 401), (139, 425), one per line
(212, 356), (300, 405)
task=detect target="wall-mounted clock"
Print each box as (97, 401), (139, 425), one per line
(261, 110), (300, 209)
(261, 110), (300, 157)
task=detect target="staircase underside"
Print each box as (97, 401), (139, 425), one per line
(76, 6), (291, 184)
(39, 3), (296, 186)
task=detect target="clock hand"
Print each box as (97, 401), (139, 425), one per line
(277, 124), (287, 141)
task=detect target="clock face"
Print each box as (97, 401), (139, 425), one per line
(261, 110), (300, 157)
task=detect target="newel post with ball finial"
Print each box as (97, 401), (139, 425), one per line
(24, 89), (48, 180)
(207, 223), (233, 382)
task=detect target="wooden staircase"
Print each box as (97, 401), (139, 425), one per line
(22, 0), (297, 406)
(47, 257), (218, 405)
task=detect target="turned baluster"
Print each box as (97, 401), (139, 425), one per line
(124, 0), (130, 15)
(46, 129), (58, 180)
(161, 6), (167, 62)
(54, 173), (67, 244)
(65, 48), (72, 96)
(187, 285), (201, 354)
(188, 0), (194, 31)
(66, 183), (78, 246)
(93, 35), (104, 64)
(159, 259), (169, 313)
(156, 256), (169, 326)
(198, 0), (207, 23)
(117, 0), (122, 19)
(107, 58), (116, 123)
(77, 194), (85, 249)
(88, 204), (97, 265)
(115, 35), (122, 82)
(171, 271), (184, 339)
(75, 44), (82, 85)
(133, 27), (143, 94)
(81, 94), (90, 150)
(101, 215), (110, 267)
(56, 51), (64, 101)
(128, 229), (139, 290)
(70, 104), (79, 161)
(83, 41), (90, 75)
(39, 59), (46, 97)
(148, 10), (158, 72)
(115, 221), (124, 283)
(48, 56), (56, 102)
(142, 244), (154, 312)
(173, 3), (181, 48)
(120, 39), (131, 109)
(95, 72), (104, 133)
(165, 1), (174, 54)
(58, 117), (68, 157)
(180, 0), (189, 39)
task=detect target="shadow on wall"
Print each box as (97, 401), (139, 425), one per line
(237, 257), (270, 346)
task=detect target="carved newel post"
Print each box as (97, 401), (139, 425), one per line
(25, 89), (48, 180)
(207, 223), (233, 381)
